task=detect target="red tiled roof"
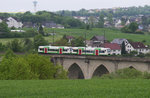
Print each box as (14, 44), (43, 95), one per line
(66, 36), (74, 39)
(130, 42), (147, 49)
(101, 43), (121, 50)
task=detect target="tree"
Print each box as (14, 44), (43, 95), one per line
(7, 39), (22, 52)
(0, 42), (6, 52)
(54, 36), (68, 46)
(107, 14), (113, 25)
(128, 22), (138, 33)
(0, 52), (68, 80)
(22, 38), (34, 52)
(72, 36), (85, 47)
(38, 24), (44, 36)
(121, 41), (126, 55)
(33, 34), (48, 50)
(98, 14), (105, 28)
(0, 21), (10, 33)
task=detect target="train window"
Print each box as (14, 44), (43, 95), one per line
(83, 50), (94, 53)
(63, 49), (68, 51)
(73, 49), (78, 52)
(40, 48), (44, 51)
(99, 50), (105, 53)
(48, 49), (58, 51)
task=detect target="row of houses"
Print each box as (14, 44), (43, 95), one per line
(86, 36), (150, 55)
(0, 17), (64, 29)
(73, 15), (149, 31)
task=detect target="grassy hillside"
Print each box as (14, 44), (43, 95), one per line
(0, 79), (150, 98)
(0, 28), (150, 45)
(45, 28), (150, 45)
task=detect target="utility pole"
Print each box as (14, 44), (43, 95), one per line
(84, 32), (89, 64)
(104, 29), (106, 43)
(53, 30), (54, 45)
(85, 32), (86, 55)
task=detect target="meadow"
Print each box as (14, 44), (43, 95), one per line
(0, 28), (150, 45)
(0, 79), (150, 98)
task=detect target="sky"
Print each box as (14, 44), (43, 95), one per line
(0, 0), (150, 12)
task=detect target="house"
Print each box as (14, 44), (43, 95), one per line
(6, 17), (23, 28)
(125, 20), (130, 26)
(86, 40), (94, 47)
(66, 36), (74, 43)
(115, 19), (123, 28)
(111, 38), (129, 46)
(111, 39), (150, 54)
(0, 19), (2, 23)
(42, 22), (64, 29)
(90, 36), (107, 47)
(100, 43), (121, 55)
(129, 42), (150, 54)
(23, 22), (36, 28)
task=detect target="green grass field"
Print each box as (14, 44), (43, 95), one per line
(0, 79), (150, 98)
(0, 28), (150, 45)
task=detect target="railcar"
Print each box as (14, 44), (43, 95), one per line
(38, 46), (111, 55)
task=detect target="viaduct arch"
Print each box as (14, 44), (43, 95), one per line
(51, 55), (150, 79)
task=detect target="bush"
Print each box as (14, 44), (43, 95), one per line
(143, 72), (150, 79)
(0, 51), (68, 80)
(101, 68), (143, 79)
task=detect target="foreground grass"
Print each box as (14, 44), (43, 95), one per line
(0, 79), (150, 98)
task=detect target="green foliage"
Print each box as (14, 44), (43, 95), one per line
(0, 42), (6, 51)
(54, 35), (69, 46)
(25, 54), (56, 79)
(33, 34), (48, 50)
(121, 22), (141, 34)
(38, 24), (44, 35)
(98, 14), (104, 28)
(0, 21), (10, 33)
(22, 38), (34, 52)
(101, 68), (143, 79)
(72, 36), (85, 47)
(121, 41), (126, 55)
(6, 39), (22, 52)
(128, 22), (138, 33)
(4, 49), (16, 59)
(54, 65), (68, 79)
(0, 52), (67, 80)
(143, 72), (150, 79)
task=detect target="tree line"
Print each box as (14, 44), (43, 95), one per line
(0, 11), (85, 28)
(56, 5), (150, 17)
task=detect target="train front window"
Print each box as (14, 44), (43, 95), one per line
(40, 48), (44, 51)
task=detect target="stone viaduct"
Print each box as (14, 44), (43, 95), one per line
(51, 55), (150, 79)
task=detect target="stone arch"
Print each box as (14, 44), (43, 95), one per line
(68, 63), (85, 79)
(129, 66), (135, 69)
(92, 65), (109, 77)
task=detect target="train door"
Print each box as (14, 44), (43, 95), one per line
(95, 50), (99, 56)
(79, 49), (82, 55)
(59, 48), (62, 54)
(44, 48), (48, 53)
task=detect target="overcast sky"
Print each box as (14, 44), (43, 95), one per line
(1, 0), (150, 12)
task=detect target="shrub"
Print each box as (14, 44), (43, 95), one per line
(101, 68), (143, 79)
(143, 72), (150, 79)
(0, 51), (67, 80)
